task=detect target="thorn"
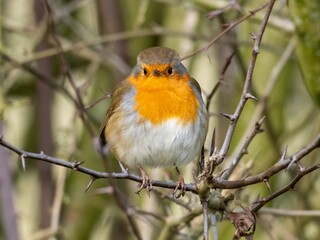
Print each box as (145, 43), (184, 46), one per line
(136, 190), (142, 198)
(286, 160), (294, 172)
(85, 177), (96, 192)
(71, 160), (84, 170)
(255, 124), (264, 133)
(258, 116), (266, 124)
(219, 168), (229, 177)
(146, 186), (152, 198)
(255, 116), (265, 133)
(245, 93), (258, 101)
(250, 32), (257, 40)
(200, 146), (205, 171)
(286, 156), (296, 173)
(210, 128), (216, 156)
(20, 153), (27, 171)
(295, 163), (305, 172)
(280, 146), (288, 162)
(263, 178), (272, 194)
(219, 112), (234, 121)
(242, 148), (249, 155)
(252, 193), (261, 205)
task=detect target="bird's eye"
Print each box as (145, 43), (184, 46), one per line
(143, 68), (148, 75)
(167, 67), (173, 75)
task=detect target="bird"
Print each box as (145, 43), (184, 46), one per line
(99, 46), (208, 197)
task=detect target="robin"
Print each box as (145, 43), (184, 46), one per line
(99, 46), (208, 197)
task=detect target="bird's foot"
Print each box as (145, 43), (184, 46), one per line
(136, 168), (153, 196)
(173, 175), (186, 198)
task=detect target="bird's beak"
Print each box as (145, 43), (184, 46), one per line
(152, 70), (162, 76)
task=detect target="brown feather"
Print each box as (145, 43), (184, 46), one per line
(99, 79), (132, 146)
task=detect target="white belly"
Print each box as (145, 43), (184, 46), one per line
(120, 119), (204, 168)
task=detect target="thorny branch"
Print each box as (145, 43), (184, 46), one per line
(252, 162), (320, 212)
(221, 116), (265, 180)
(0, 133), (319, 193)
(218, 0), (276, 160)
(206, 133), (320, 189)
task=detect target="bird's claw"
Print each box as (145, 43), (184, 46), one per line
(135, 169), (153, 196)
(173, 175), (186, 198)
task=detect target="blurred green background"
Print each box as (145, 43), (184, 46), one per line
(1, 0), (319, 239)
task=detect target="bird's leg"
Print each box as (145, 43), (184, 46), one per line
(173, 166), (186, 198)
(118, 161), (128, 174)
(136, 167), (153, 196)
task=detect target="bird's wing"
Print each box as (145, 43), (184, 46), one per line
(99, 79), (132, 146)
(190, 77), (202, 94)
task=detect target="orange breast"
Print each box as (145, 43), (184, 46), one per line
(128, 74), (200, 125)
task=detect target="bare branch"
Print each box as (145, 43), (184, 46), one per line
(221, 116), (265, 180)
(208, 133), (320, 189)
(218, 0), (277, 159)
(0, 137), (197, 193)
(252, 163), (320, 212)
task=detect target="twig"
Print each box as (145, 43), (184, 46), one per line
(252, 163), (320, 212)
(181, 2), (269, 60)
(84, 93), (112, 111)
(218, 0), (277, 160)
(221, 116), (265, 180)
(206, 51), (235, 112)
